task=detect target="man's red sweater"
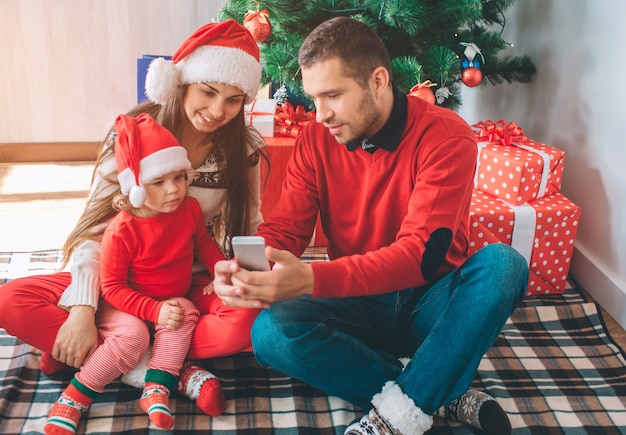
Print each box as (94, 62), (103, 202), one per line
(258, 93), (477, 298)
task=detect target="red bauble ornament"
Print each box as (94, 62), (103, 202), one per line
(408, 81), (436, 104)
(461, 67), (482, 87)
(243, 10), (272, 43)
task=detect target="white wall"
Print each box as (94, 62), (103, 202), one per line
(459, 0), (626, 327)
(0, 0), (224, 142)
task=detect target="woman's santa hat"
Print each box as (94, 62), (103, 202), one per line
(145, 19), (261, 105)
(114, 113), (192, 208)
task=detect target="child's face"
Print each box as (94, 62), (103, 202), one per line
(141, 169), (188, 216)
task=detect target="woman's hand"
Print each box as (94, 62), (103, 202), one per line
(52, 305), (99, 368)
(157, 299), (184, 330)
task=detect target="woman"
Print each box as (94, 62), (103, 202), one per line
(0, 19), (265, 418)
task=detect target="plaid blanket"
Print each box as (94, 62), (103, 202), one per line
(1, 250), (626, 434)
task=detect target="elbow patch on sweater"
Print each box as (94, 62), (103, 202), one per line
(421, 228), (453, 282)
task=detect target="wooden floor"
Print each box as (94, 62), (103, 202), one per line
(0, 162), (93, 252)
(1, 161), (625, 351)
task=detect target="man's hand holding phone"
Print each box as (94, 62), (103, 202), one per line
(214, 237), (314, 309)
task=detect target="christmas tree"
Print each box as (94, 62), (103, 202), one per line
(219, 0), (536, 111)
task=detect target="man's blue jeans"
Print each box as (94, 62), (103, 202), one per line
(251, 243), (529, 414)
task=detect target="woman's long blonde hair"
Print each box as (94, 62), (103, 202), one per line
(61, 85), (266, 266)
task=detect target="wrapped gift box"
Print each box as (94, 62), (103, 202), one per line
(260, 137), (327, 247)
(245, 99), (277, 137)
(469, 189), (581, 297)
(473, 120), (565, 205)
(274, 102), (315, 138)
(137, 54), (171, 104)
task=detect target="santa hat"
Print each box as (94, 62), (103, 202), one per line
(145, 19), (261, 105)
(114, 113), (192, 208)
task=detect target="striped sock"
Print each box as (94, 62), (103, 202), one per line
(44, 380), (95, 435)
(140, 382), (174, 430)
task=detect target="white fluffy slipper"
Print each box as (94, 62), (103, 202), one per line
(372, 381), (433, 435)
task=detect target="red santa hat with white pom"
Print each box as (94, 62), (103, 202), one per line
(145, 19), (262, 105)
(114, 113), (192, 208)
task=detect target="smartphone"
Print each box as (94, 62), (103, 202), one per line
(232, 236), (271, 271)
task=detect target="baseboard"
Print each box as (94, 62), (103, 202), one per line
(0, 142), (100, 163)
(571, 243), (626, 329)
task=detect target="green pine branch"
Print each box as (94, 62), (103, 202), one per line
(481, 55), (536, 85)
(219, 0), (536, 110)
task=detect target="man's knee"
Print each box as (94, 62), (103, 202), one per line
(471, 243), (529, 308)
(475, 243), (528, 282)
(251, 309), (274, 362)
(251, 306), (295, 366)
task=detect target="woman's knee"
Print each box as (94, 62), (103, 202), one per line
(0, 279), (16, 319)
(0, 273), (68, 310)
(0, 274), (69, 344)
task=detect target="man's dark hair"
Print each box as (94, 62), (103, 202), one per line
(298, 16), (392, 88)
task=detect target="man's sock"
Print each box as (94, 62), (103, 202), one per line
(44, 378), (96, 435)
(140, 382), (174, 430)
(40, 352), (71, 376)
(176, 362), (225, 417)
(345, 407), (399, 435)
(346, 382), (432, 435)
(435, 388), (511, 435)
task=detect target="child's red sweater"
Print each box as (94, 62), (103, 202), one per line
(100, 197), (225, 323)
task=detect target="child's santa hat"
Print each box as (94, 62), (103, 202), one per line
(145, 19), (261, 105)
(114, 113), (192, 208)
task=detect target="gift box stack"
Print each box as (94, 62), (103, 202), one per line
(468, 120), (581, 297)
(246, 99), (328, 247)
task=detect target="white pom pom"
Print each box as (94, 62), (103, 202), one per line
(145, 58), (179, 104)
(129, 185), (146, 208)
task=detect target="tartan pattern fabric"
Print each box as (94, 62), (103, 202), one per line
(1, 250), (626, 434)
(0, 250), (65, 285)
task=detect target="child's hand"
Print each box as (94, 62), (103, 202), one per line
(203, 282), (215, 295)
(157, 299), (184, 330)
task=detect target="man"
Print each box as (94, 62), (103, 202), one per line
(214, 16), (528, 435)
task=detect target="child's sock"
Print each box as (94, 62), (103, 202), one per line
(140, 369), (177, 430)
(40, 352), (71, 376)
(177, 362), (225, 417)
(435, 388), (511, 435)
(44, 378), (96, 435)
(140, 382), (174, 430)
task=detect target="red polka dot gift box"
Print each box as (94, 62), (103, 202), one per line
(469, 189), (581, 297)
(472, 120), (565, 205)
